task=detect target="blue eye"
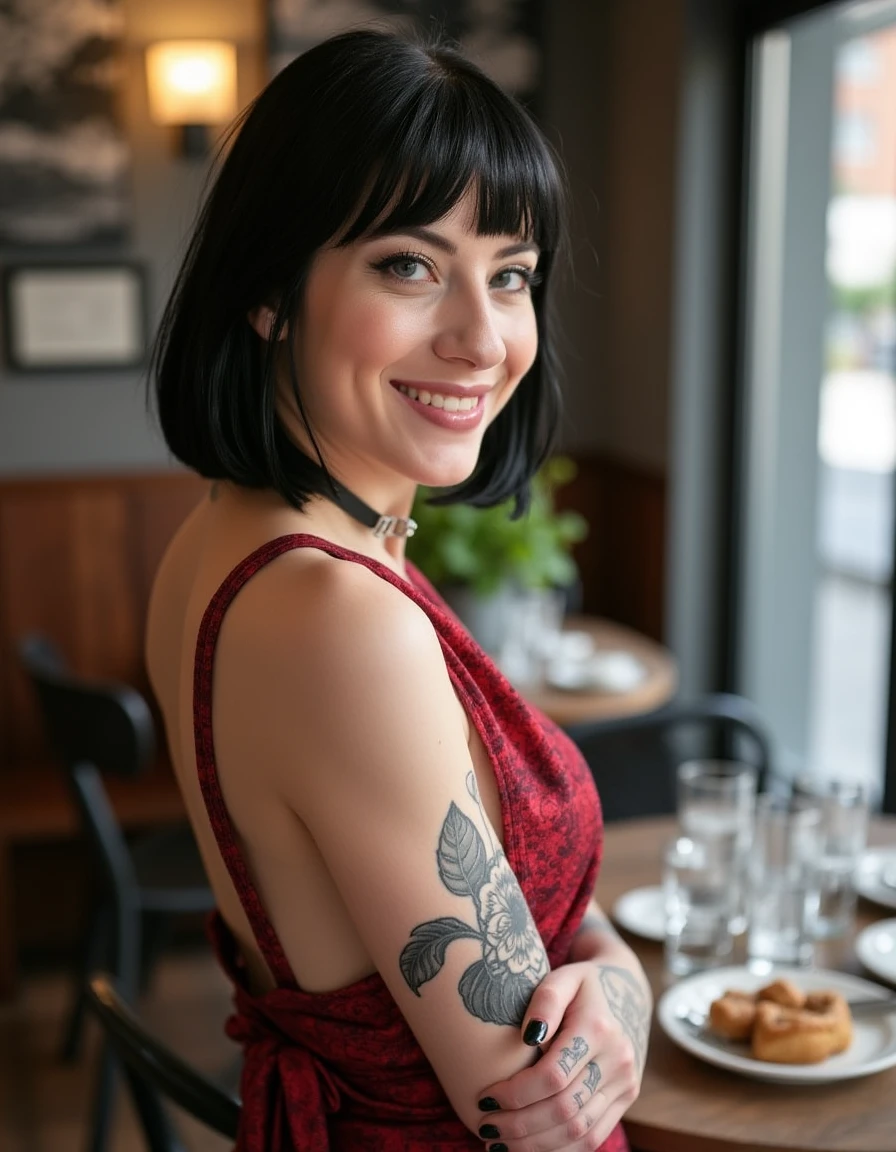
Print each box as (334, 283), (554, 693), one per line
(372, 252), (433, 282)
(492, 267), (541, 292)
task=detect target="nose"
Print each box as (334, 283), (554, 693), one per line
(432, 286), (506, 371)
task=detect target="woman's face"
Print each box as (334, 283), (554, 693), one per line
(281, 190), (540, 499)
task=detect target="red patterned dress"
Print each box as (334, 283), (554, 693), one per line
(193, 534), (629, 1151)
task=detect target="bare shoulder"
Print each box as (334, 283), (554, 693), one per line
(220, 548), (441, 681)
(213, 550), (458, 801)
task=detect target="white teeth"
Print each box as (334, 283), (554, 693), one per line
(397, 384), (479, 412)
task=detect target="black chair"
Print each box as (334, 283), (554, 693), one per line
(18, 634), (215, 1152)
(86, 972), (240, 1151)
(564, 692), (778, 823)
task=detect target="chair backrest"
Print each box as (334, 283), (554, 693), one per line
(86, 973), (240, 1149)
(18, 634), (156, 778)
(18, 633), (158, 985)
(564, 692), (777, 823)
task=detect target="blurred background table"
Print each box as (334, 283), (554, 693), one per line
(524, 615), (679, 727)
(597, 814), (896, 1152)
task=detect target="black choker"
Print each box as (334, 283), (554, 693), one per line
(300, 453), (417, 539)
(325, 474), (418, 539)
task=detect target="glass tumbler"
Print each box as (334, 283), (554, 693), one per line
(676, 759), (758, 933)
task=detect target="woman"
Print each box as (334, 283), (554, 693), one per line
(146, 28), (650, 1152)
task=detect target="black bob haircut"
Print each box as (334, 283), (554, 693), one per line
(151, 28), (568, 514)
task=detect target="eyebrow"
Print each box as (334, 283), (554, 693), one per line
(381, 225), (540, 259)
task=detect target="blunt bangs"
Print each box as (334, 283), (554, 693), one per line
(338, 66), (563, 258)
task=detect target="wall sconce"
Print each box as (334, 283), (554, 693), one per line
(145, 40), (237, 158)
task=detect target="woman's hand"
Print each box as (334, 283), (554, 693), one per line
(475, 957), (650, 1151)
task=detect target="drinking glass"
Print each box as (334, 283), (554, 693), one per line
(746, 793), (823, 971)
(663, 835), (736, 978)
(676, 759), (758, 933)
(793, 776), (869, 939)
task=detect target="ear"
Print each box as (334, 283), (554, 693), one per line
(248, 304), (287, 342)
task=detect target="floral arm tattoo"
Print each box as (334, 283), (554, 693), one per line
(399, 772), (548, 1026)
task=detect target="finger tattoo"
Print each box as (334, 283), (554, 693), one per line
(557, 1035), (589, 1076)
(572, 1060), (602, 1109)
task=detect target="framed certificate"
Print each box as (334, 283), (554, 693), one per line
(1, 263), (147, 372)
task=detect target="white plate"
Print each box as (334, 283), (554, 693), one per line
(546, 651), (647, 693)
(657, 965), (896, 1084)
(856, 849), (896, 911)
(611, 885), (665, 942)
(856, 919), (896, 986)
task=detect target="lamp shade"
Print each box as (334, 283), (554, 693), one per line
(146, 40), (237, 126)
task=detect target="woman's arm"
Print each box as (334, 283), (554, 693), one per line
(474, 900), (651, 1150)
(216, 556), (547, 1133)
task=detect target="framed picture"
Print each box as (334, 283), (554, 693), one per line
(0, 0), (131, 245)
(1, 263), (147, 373)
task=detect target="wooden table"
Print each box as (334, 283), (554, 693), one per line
(596, 815), (896, 1152)
(524, 616), (679, 727)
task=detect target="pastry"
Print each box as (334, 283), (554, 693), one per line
(708, 989), (757, 1040)
(707, 981), (853, 1064)
(756, 978), (804, 1009)
(751, 992), (852, 1064)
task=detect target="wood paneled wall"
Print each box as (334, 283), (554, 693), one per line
(0, 471), (206, 772)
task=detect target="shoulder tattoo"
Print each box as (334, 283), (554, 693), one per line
(399, 772), (548, 1026)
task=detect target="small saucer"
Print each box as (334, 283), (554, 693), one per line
(611, 885), (665, 942)
(856, 849), (896, 911)
(855, 918), (896, 986)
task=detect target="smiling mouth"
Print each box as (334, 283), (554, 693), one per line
(394, 384), (481, 412)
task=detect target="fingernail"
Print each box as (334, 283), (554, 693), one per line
(478, 1096), (500, 1112)
(523, 1018), (548, 1045)
(478, 1124), (500, 1139)
(488, 1145), (509, 1152)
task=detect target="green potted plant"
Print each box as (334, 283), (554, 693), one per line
(407, 456), (588, 653)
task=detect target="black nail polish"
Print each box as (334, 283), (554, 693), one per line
(523, 1018), (548, 1045)
(479, 1124), (500, 1139)
(489, 1144), (509, 1152)
(478, 1096), (500, 1112)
